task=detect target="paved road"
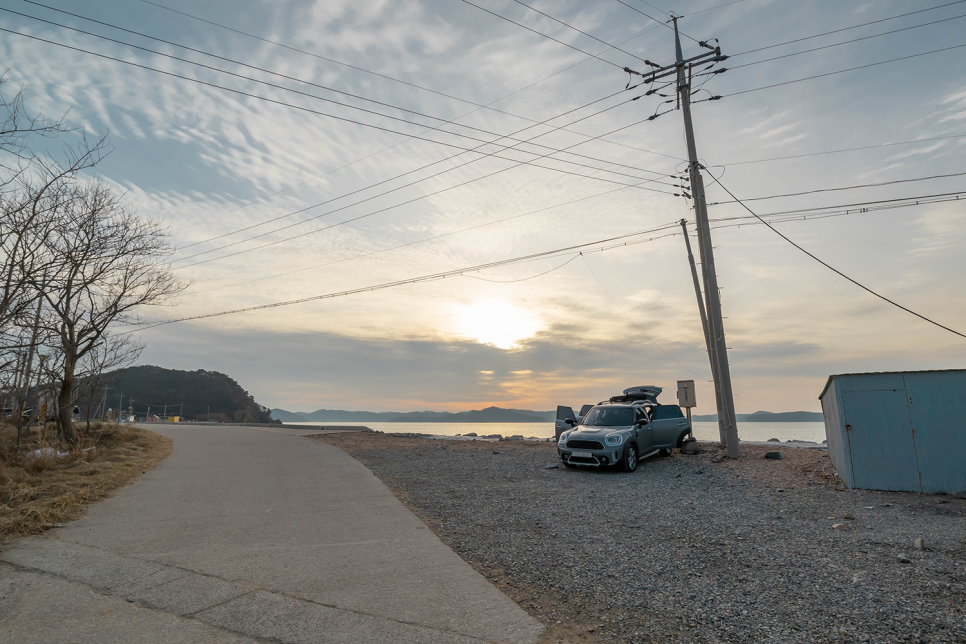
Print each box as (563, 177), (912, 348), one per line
(0, 424), (543, 644)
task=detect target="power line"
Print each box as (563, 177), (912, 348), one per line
(707, 171), (966, 205)
(124, 223), (683, 333)
(464, 1), (626, 69)
(182, 189), (966, 298)
(173, 21), (669, 232)
(581, 254), (710, 380)
(171, 104), (687, 269)
(136, 0), (683, 166)
(730, 0), (966, 58)
(463, 254), (581, 283)
(720, 134), (966, 166)
(726, 41), (966, 97)
(726, 12), (966, 71)
(0, 26), (686, 263)
(710, 190), (966, 224)
(179, 178), (662, 297)
(711, 177), (966, 339)
(610, 0), (702, 43)
(7, 6), (676, 187)
(509, 0), (653, 63)
(682, 0), (752, 18)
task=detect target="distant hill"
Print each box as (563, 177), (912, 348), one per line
(744, 411), (824, 422)
(106, 366), (273, 423)
(692, 410), (824, 423)
(272, 406), (555, 423)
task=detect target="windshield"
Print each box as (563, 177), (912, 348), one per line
(581, 406), (635, 427)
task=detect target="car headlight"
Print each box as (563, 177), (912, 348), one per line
(558, 432), (569, 444)
(605, 434), (623, 446)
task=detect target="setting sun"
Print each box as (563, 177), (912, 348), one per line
(452, 300), (543, 350)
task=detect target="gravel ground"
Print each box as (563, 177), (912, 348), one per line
(316, 434), (966, 644)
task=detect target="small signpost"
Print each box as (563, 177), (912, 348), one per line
(677, 380), (696, 434)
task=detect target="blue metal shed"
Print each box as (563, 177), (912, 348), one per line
(819, 369), (966, 494)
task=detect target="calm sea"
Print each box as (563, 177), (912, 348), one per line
(285, 420), (827, 443)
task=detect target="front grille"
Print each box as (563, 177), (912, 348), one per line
(566, 439), (604, 450)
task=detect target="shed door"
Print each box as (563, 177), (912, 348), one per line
(842, 390), (921, 492)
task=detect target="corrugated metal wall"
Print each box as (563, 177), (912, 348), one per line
(820, 370), (966, 494)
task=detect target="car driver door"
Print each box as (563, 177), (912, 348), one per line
(634, 407), (654, 453)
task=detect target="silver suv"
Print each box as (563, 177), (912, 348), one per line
(557, 396), (692, 472)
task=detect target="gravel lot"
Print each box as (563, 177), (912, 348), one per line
(317, 434), (966, 644)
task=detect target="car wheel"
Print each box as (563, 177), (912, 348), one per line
(619, 444), (638, 473)
(658, 448), (672, 457)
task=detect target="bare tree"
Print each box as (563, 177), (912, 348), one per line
(0, 77), (109, 414)
(77, 333), (143, 433)
(37, 181), (185, 444)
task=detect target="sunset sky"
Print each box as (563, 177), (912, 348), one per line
(3, 0), (964, 414)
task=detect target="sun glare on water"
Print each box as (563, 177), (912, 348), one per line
(453, 300), (542, 350)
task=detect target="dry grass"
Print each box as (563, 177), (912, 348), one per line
(0, 421), (172, 540)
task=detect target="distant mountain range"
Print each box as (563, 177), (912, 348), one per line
(271, 406), (555, 423)
(691, 411), (824, 423)
(273, 406), (824, 424)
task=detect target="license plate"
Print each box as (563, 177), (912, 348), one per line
(572, 450), (592, 458)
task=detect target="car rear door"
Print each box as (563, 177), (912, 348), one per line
(652, 405), (689, 447)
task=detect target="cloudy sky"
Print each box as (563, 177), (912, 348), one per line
(3, 0), (965, 414)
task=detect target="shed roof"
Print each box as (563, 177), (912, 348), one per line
(818, 368), (966, 400)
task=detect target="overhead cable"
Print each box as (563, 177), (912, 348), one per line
(710, 177), (966, 339)
(179, 180), (657, 296)
(133, 0), (680, 165)
(610, 0), (702, 43)
(171, 103), (687, 268)
(581, 254), (710, 380)
(683, 0), (751, 18)
(726, 42), (966, 97)
(721, 134), (966, 166)
(459, 0), (626, 69)
(124, 224), (683, 333)
(730, 0), (966, 57)
(4, 7), (675, 187)
(510, 0), (654, 64)
(172, 22), (668, 232)
(726, 12), (966, 71)
(707, 171), (966, 205)
(0, 27), (685, 262)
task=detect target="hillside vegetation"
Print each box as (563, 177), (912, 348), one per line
(105, 366), (273, 423)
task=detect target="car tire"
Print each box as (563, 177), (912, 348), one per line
(658, 448), (672, 457)
(619, 444), (638, 473)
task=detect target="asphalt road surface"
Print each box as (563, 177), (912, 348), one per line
(0, 424), (543, 644)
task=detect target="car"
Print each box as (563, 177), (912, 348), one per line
(556, 386), (692, 472)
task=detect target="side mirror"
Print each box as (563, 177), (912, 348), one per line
(565, 418), (576, 426)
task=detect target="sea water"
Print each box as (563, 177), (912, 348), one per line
(285, 420), (827, 443)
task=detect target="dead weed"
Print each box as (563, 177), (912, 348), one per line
(0, 422), (172, 539)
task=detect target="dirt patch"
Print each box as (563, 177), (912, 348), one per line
(0, 422), (172, 541)
(705, 443), (844, 489)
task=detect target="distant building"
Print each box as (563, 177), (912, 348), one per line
(820, 369), (966, 494)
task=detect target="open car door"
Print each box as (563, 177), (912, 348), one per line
(555, 405), (577, 441)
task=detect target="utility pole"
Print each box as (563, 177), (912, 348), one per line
(680, 220), (726, 445)
(672, 18), (740, 457)
(118, 393), (123, 427)
(623, 19), (740, 457)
